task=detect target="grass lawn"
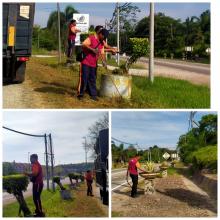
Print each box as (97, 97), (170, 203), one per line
(25, 56), (210, 108)
(3, 184), (107, 217)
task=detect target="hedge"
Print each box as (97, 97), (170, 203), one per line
(3, 175), (31, 216)
(3, 174), (29, 194)
(53, 176), (65, 190)
(188, 145), (217, 172)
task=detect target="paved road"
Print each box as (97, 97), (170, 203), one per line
(112, 168), (129, 191)
(121, 56), (210, 75)
(112, 165), (161, 191)
(118, 57), (210, 86)
(140, 57), (210, 75)
(3, 178), (70, 206)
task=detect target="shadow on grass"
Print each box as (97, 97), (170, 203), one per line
(156, 188), (217, 214)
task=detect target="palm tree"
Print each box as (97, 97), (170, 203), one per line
(47, 5), (79, 50)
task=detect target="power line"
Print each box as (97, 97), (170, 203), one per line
(3, 126), (46, 137)
(112, 137), (138, 146)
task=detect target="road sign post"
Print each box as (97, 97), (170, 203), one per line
(163, 152), (170, 160)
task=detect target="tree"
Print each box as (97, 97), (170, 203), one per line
(135, 13), (185, 57)
(83, 113), (109, 160)
(108, 3), (141, 52)
(177, 114), (217, 163)
(3, 162), (17, 176)
(47, 5), (79, 50)
(64, 5), (78, 22)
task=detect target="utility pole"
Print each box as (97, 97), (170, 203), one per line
(44, 134), (50, 190)
(105, 19), (108, 61)
(57, 3), (62, 63)
(83, 137), (88, 165)
(116, 3), (120, 66)
(49, 134), (55, 192)
(37, 30), (40, 49)
(149, 3), (154, 83)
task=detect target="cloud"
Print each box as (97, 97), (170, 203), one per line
(3, 111), (108, 164)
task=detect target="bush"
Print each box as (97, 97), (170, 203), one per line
(3, 174), (29, 194)
(113, 38), (149, 74)
(53, 176), (66, 190)
(188, 145), (217, 172)
(3, 175), (31, 216)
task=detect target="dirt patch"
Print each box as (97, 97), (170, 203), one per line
(112, 175), (217, 217)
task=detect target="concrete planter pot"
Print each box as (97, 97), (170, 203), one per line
(99, 74), (132, 99)
(60, 189), (72, 200)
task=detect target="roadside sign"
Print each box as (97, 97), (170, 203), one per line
(73, 14), (89, 46)
(163, 152), (170, 160)
(185, 46), (193, 52)
(206, 48), (211, 54)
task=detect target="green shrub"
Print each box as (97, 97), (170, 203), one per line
(3, 175), (31, 216)
(188, 145), (217, 172)
(53, 176), (65, 190)
(113, 38), (149, 74)
(3, 174), (29, 194)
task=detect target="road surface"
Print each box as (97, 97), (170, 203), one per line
(112, 168), (129, 191)
(3, 178), (70, 206)
(112, 168), (217, 217)
(118, 57), (210, 86)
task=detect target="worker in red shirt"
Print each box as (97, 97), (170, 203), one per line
(126, 154), (145, 198)
(24, 154), (44, 217)
(85, 170), (94, 196)
(67, 19), (81, 64)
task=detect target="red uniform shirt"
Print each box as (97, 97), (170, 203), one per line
(31, 161), (43, 184)
(128, 158), (138, 175)
(81, 35), (104, 68)
(68, 23), (76, 41)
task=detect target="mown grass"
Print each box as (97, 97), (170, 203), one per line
(26, 56), (210, 108)
(3, 184), (107, 217)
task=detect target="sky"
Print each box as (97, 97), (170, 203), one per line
(111, 111), (216, 150)
(3, 111), (108, 165)
(34, 2), (210, 28)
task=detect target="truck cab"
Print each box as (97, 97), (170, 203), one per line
(3, 3), (35, 84)
(94, 128), (109, 205)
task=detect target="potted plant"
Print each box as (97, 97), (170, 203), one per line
(3, 174), (31, 217)
(160, 161), (169, 178)
(100, 38), (149, 99)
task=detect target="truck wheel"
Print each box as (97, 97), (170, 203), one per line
(14, 61), (26, 83)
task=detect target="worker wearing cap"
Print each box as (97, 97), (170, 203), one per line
(94, 26), (118, 54)
(127, 154), (145, 198)
(77, 28), (109, 101)
(24, 154), (44, 217)
(67, 19), (81, 64)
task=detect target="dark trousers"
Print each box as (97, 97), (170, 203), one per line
(67, 39), (75, 59)
(87, 180), (93, 196)
(33, 183), (43, 215)
(78, 64), (97, 97)
(130, 174), (138, 197)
